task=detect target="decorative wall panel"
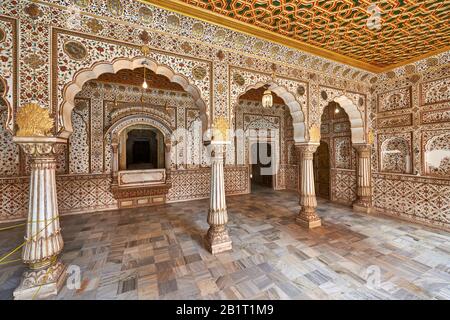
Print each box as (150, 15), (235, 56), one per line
(379, 133), (412, 174)
(377, 87), (411, 112)
(420, 77), (450, 105)
(423, 130), (450, 177)
(331, 169), (357, 205)
(377, 114), (412, 128)
(374, 174), (450, 228)
(69, 98), (90, 173)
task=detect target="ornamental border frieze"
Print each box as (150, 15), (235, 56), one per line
(373, 172), (450, 186)
(7, 0), (379, 84)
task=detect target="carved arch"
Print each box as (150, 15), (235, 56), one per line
(235, 81), (306, 143)
(60, 56), (208, 139)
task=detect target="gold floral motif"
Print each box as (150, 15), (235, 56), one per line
(309, 125), (320, 143)
(16, 103), (54, 137)
(212, 116), (229, 141)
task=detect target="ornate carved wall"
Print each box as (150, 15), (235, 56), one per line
(319, 102), (357, 205)
(0, 0), (448, 228)
(372, 61), (450, 229)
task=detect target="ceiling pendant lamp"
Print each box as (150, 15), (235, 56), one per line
(262, 89), (273, 108)
(142, 65), (148, 89)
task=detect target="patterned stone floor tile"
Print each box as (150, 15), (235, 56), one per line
(0, 187), (449, 300)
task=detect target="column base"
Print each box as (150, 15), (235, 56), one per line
(296, 208), (322, 229)
(204, 227), (232, 255)
(13, 261), (67, 300)
(352, 203), (373, 214)
(296, 216), (322, 229)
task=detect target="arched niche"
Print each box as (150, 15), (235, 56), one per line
(381, 137), (412, 174)
(333, 95), (365, 144)
(105, 114), (173, 188)
(59, 56), (208, 139)
(424, 133), (450, 177)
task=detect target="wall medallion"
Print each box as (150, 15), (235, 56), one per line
(73, 0), (90, 8)
(404, 64), (416, 74)
(235, 35), (246, 49)
(426, 57), (438, 67)
(270, 46), (279, 58)
(320, 90), (328, 100)
(386, 71), (396, 79)
(0, 29), (5, 43)
(214, 30), (226, 43)
(24, 3), (43, 19)
(107, 0), (123, 17)
(358, 97), (364, 106)
(192, 23), (204, 37)
(252, 41), (263, 53)
(409, 74), (421, 84)
(192, 66), (207, 80)
(139, 6), (153, 23)
(297, 85), (305, 96)
(23, 53), (45, 70)
(63, 40), (88, 61)
(167, 15), (180, 30)
(233, 73), (245, 86)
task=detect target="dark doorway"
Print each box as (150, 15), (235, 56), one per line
(313, 141), (330, 199)
(133, 141), (151, 164)
(251, 142), (273, 190)
(126, 129), (160, 170)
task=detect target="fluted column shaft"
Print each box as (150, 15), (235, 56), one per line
(205, 141), (232, 254)
(353, 144), (373, 213)
(296, 143), (322, 228)
(12, 137), (67, 300)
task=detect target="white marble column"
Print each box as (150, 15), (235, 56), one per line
(205, 141), (232, 254)
(353, 143), (373, 213)
(296, 143), (322, 228)
(12, 137), (67, 300)
(164, 141), (172, 182)
(111, 137), (119, 184)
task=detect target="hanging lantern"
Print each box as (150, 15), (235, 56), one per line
(262, 89), (273, 108)
(142, 66), (148, 89)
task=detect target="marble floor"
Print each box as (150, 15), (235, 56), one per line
(0, 186), (449, 300)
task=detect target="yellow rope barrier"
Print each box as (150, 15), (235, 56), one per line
(0, 215), (60, 264)
(0, 223), (26, 232)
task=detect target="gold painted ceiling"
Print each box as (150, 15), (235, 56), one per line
(143, 0), (450, 72)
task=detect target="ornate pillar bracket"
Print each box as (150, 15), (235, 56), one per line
(12, 136), (67, 300)
(353, 143), (373, 214)
(204, 140), (232, 255)
(295, 143), (322, 228)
